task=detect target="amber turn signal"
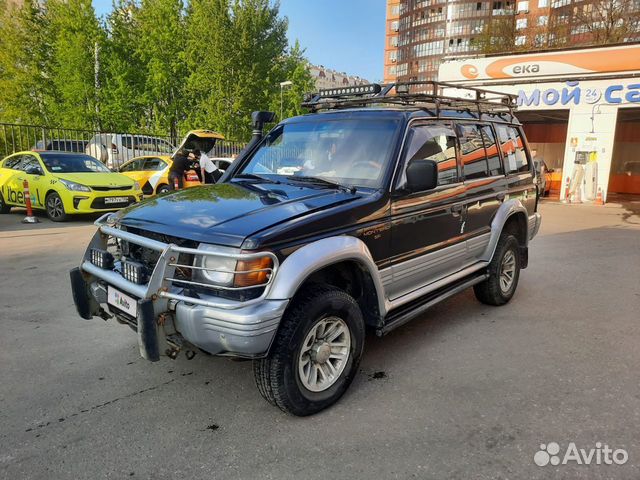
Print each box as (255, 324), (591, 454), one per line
(234, 256), (273, 287)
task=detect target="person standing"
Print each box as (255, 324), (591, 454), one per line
(196, 149), (222, 184)
(168, 149), (190, 190)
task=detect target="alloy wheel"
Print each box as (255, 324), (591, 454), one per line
(47, 195), (64, 219)
(500, 250), (516, 293)
(298, 316), (351, 392)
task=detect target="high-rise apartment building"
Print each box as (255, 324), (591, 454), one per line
(384, 0), (640, 85)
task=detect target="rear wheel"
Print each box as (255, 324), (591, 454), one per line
(474, 234), (521, 306)
(253, 285), (365, 416)
(0, 192), (11, 213)
(46, 192), (68, 222)
(156, 184), (170, 194)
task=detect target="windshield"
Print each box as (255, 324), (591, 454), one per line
(237, 118), (400, 188)
(41, 153), (111, 173)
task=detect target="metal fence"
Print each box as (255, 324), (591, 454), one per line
(0, 123), (245, 170)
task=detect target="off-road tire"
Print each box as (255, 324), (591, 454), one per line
(0, 192), (11, 213)
(253, 284), (365, 416)
(474, 234), (521, 306)
(46, 192), (68, 222)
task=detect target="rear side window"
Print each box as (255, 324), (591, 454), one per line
(143, 158), (166, 171)
(3, 155), (24, 169)
(120, 159), (142, 172)
(399, 123), (459, 188)
(496, 126), (530, 174)
(479, 125), (503, 176)
(456, 124), (489, 180)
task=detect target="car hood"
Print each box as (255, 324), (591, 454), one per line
(116, 182), (363, 247)
(55, 172), (135, 188)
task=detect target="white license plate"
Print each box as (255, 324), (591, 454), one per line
(107, 286), (138, 317)
(104, 197), (129, 204)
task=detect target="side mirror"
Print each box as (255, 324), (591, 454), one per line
(25, 165), (43, 176)
(406, 159), (438, 192)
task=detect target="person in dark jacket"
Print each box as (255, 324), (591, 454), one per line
(169, 150), (190, 190)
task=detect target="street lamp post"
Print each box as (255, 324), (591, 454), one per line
(280, 80), (293, 120)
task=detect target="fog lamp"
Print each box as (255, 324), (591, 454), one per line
(122, 260), (148, 285)
(90, 248), (114, 269)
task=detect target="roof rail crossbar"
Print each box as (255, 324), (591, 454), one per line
(302, 81), (518, 116)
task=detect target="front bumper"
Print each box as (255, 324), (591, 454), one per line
(63, 191), (144, 213)
(174, 299), (288, 356)
(71, 215), (284, 360)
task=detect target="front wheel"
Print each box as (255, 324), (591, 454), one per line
(0, 192), (11, 213)
(46, 192), (68, 222)
(474, 234), (521, 306)
(253, 285), (365, 416)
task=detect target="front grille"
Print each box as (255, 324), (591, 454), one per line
(91, 185), (131, 191)
(120, 227), (196, 282)
(93, 221), (279, 309)
(90, 196), (136, 209)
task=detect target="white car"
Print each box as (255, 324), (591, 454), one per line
(86, 134), (175, 170)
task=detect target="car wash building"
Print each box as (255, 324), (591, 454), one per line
(439, 43), (640, 202)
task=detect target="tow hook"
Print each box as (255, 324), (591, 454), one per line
(166, 347), (180, 360)
(165, 347), (197, 360)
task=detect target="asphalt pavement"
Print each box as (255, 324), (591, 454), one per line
(1, 200), (639, 479)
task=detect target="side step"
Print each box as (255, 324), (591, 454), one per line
(376, 272), (489, 336)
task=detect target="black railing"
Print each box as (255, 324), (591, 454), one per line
(0, 123), (245, 169)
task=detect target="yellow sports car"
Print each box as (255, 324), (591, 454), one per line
(118, 155), (201, 195)
(0, 151), (143, 221)
(118, 130), (228, 195)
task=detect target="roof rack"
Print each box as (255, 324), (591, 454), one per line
(301, 81), (518, 117)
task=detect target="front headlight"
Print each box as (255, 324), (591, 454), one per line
(59, 179), (91, 192)
(196, 244), (275, 288)
(201, 255), (237, 286)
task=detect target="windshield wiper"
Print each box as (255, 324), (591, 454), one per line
(285, 175), (355, 193)
(233, 173), (279, 184)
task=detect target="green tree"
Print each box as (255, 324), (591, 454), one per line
(472, 15), (519, 54)
(185, 0), (292, 141)
(268, 40), (315, 122)
(0, 0), (52, 124)
(136, 0), (186, 137)
(99, 0), (146, 132)
(183, 0), (234, 134)
(46, 0), (103, 129)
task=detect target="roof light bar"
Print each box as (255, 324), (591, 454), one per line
(319, 83), (382, 98)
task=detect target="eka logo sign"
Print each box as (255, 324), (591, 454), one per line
(461, 64), (479, 79)
(534, 442), (628, 467)
(511, 64), (540, 75)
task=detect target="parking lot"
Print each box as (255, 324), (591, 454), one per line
(1, 200), (639, 479)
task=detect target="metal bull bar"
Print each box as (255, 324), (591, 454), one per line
(78, 214), (279, 360)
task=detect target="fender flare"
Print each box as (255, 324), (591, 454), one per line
(266, 235), (388, 316)
(482, 198), (529, 263)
